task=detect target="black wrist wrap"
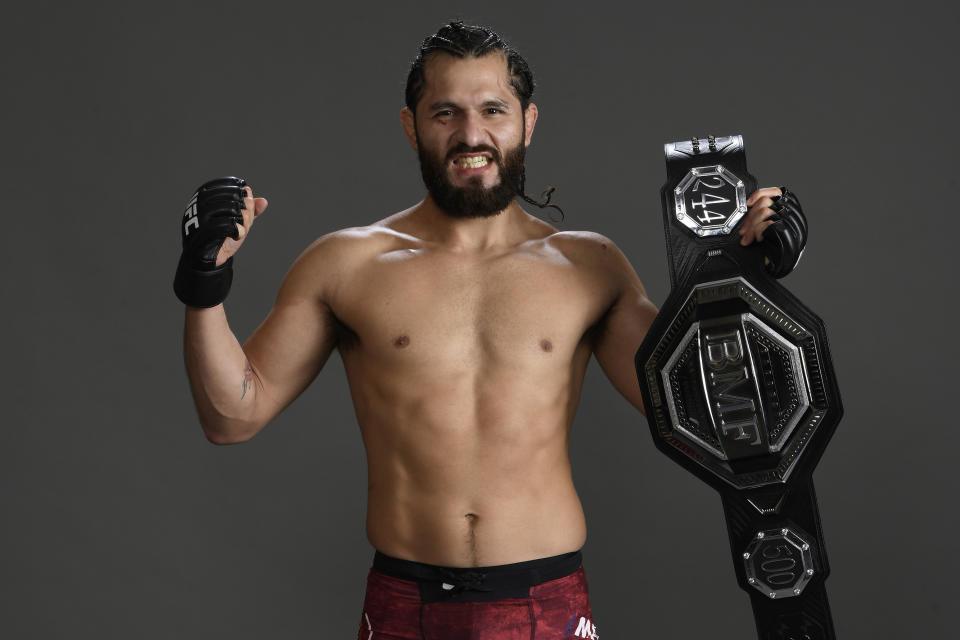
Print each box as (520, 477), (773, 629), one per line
(174, 255), (234, 308)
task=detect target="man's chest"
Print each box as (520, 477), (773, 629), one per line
(330, 249), (614, 366)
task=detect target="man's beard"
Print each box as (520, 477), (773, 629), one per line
(416, 134), (526, 219)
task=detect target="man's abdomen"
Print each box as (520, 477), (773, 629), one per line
(364, 450), (587, 568)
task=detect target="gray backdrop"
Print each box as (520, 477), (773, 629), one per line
(3, 0), (956, 638)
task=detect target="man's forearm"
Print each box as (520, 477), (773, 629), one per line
(183, 305), (260, 443)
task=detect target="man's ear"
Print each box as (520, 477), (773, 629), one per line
(523, 102), (539, 147)
(400, 107), (418, 151)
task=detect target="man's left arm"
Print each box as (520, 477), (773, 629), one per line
(590, 239), (659, 416)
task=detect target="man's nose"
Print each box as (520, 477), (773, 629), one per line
(456, 111), (487, 148)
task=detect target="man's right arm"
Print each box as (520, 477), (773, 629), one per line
(183, 234), (342, 444)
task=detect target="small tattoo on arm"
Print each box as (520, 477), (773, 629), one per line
(241, 361), (254, 400)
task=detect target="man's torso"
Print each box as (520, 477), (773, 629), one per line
(319, 212), (620, 567)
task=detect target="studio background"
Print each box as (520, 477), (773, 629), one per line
(2, 1), (955, 638)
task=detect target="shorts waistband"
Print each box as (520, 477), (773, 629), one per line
(372, 549), (583, 602)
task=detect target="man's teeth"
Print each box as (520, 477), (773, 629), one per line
(455, 156), (489, 169)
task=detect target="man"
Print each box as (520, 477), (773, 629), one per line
(175, 21), (798, 640)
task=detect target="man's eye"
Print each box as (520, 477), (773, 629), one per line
(434, 110), (453, 117)
(486, 108), (502, 114)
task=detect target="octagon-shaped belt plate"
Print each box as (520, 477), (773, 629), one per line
(674, 164), (747, 237)
(641, 277), (829, 489)
(743, 526), (816, 599)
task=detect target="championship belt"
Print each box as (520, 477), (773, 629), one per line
(634, 135), (843, 639)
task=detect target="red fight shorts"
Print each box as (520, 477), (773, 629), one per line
(357, 549), (599, 640)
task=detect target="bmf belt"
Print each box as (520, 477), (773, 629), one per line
(634, 135), (843, 639)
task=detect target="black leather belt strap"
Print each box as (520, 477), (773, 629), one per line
(634, 135), (843, 639)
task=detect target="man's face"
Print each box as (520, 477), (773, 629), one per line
(401, 53), (538, 218)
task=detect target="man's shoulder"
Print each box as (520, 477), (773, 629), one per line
(541, 230), (625, 265)
(296, 224), (407, 266)
(545, 229), (615, 247)
(541, 229), (643, 293)
(278, 224), (408, 302)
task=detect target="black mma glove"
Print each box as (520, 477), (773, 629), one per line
(173, 176), (248, 308)
(762, 187), (807, 279)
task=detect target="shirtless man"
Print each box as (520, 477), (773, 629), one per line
(175, 21), (793, 640)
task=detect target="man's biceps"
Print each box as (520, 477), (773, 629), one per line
(244, 308), (334, 418)
(615, 292), (659, 333)
(640, 299), (659, 334)
(245, 297), (333, 370)
(595, 294), (658, 352)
